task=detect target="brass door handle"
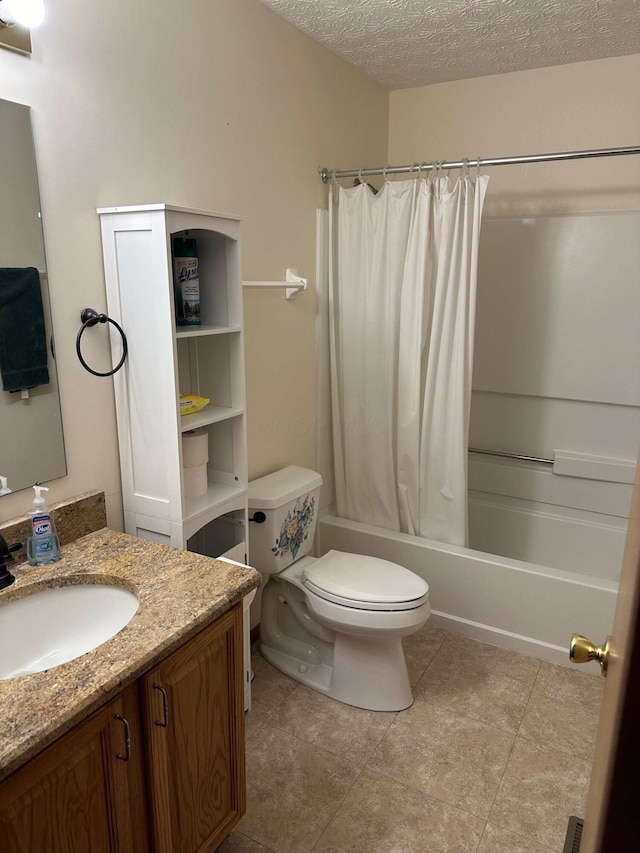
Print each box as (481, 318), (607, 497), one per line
(570, 633), (611, 676)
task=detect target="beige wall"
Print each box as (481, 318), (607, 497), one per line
(389, 55), (640, 216)
(0, 0), (388, 526)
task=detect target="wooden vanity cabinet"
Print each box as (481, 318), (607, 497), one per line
(0, 603), (245, 853)
(0, 684), (148, 853)
(141, 605), (245, 853)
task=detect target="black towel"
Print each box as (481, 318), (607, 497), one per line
(0, 267), (50, 392)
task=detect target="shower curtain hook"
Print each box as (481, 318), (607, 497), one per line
(420, 162), (429, 180)
(476, 156), (482, 178)
(462, 157), (470, 179)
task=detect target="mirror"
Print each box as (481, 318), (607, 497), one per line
(0, 98), (66, 494)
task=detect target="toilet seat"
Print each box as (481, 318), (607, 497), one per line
(302, 550), (429, 612)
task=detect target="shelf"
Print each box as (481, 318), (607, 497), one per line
(175, 325), (242, 339)
(180, 406), (244, 432)
(185, 483), (246, 521)
(218, 543), (247, 565)
(184, 484), (247, 538)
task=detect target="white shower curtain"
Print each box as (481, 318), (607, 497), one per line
(328, 174), (489, 546)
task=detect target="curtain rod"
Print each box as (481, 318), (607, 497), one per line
(318, 145), (640, 183)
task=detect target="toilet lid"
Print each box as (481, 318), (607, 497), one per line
(301, 550), (429, 609)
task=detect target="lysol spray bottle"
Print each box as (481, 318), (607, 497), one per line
(172, 236), (201, 325)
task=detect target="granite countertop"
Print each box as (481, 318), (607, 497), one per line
(0, 527), (261, 782)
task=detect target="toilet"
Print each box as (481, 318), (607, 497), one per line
(248, 466), (431, 711)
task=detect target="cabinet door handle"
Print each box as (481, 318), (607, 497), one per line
(114, 714), (131, 761)
(153, 683), (169, 727)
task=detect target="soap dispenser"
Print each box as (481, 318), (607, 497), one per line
(27, 485), (61, 566)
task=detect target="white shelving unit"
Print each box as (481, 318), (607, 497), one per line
(99, 204), (254, 709)
(97, 203), (249, 559)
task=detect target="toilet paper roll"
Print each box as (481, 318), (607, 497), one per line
(182, 429), (209, 467)
(183, 463), (208, 497)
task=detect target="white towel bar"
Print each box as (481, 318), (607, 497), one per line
(242, 268), (308, 301)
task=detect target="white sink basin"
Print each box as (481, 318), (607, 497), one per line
(0, 583), (139, 679)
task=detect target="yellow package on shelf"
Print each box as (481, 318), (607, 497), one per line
(179, 394), (210, 416)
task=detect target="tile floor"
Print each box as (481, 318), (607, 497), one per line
(219, 626), (602, 853)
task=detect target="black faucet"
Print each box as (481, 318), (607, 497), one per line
(0, 532), (22, 590)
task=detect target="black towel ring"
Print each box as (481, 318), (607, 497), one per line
(76, 308), (128, 377)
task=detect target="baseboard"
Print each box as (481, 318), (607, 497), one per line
(429, 610), (601, 674)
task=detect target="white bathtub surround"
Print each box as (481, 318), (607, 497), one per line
(466, 450), (632, 580)
(319, 513), (617, 672)
(328, 175), (488, 546)
(465, 211), (640, 578)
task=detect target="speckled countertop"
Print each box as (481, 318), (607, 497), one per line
(0, 528), (261, 782)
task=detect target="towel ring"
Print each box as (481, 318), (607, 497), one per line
(76, 308), (128, 377)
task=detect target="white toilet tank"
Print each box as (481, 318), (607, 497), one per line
(248, 466), (323, 573)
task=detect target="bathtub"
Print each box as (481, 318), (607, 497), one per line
(318, 513), (618, 672)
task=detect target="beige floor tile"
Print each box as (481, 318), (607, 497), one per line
(489, 737), (591, 851)
(217, 830), (275, 851)
(267, 684), (396, 766)
(314, 768), (484, 852)
(478, 822), (557, 853)
(238, 723), (360, 852)
(534, 661), (604, 707)
(250, 648), (298, 716)
(402, 622), (448, 686)
(519, 691), (598, 762)
(416, 633), (540, 731)
(244, 708), (266, 739)
(368, 699), (514, 818)
(519, 662), (603, 761)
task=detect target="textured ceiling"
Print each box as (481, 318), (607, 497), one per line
(259, 0), (640, 89)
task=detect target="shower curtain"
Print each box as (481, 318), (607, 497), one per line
(328, 174), (488, 546)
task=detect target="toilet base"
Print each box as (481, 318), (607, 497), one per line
(260, 644), (333, 695)
(260, 629), (414, 712)
(258, 564), (427, 712)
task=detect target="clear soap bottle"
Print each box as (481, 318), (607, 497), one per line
(27, 485), (61, 566)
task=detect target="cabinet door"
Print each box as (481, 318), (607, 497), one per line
(142, 604), (245, 853)
(0, 685), (148, 853)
